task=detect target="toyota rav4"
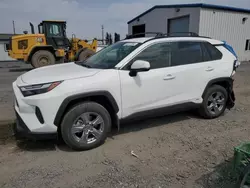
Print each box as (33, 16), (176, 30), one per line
(13, 33), (239, 150)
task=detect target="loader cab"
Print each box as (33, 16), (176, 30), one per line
(38, 21), (70, 49)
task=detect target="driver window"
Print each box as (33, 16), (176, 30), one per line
(48, 24), (61, 36)
(132, 42), (171, 69)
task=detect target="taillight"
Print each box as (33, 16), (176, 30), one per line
(231, 60), (241, 77)
(234, 60), (241, 70)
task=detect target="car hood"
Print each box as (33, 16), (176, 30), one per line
(20, 62), (100, 85)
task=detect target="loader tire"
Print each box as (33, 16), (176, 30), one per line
(78, 49), (95, 61)
(31, 50), (55, 68)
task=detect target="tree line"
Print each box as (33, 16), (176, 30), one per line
(105, 32), (120, 45)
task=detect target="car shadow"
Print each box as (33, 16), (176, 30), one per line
(195, 158), (239, 188)
(16, 139), (57, 152)
(15, 110), (197, 152)
(9, 68), (33, 72)
(111, 111), (196, 137)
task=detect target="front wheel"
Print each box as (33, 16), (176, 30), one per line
(199, 85), (228, 119)
(61, 102), (111, 151)
(31, 50), (55, 68)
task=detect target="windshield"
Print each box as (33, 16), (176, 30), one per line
(77, 42), (141, 69)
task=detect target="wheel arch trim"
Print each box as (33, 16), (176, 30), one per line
(202, 77), (233, 98)
(53, 91), (119, 126)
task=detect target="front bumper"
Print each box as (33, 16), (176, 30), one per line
(13, 111), (57, 140)
(13, 80), (59, 140)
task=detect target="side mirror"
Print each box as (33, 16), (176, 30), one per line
(129, 60), (150, 77)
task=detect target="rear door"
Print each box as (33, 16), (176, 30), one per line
(162, 41), (214, 104)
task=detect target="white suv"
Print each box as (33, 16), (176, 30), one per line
(13, 33), (239, 150)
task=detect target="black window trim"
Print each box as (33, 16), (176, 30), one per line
(121, 40), (223, 70)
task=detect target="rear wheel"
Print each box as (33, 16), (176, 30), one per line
(78, 49), (95, 61)
(199, 85), (228, 119)
(31, 50), (55, 68)
(61, 102), (111, 151)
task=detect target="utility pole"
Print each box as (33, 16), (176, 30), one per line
(101, 25), (104, 45)
(12, 20), (16, 34)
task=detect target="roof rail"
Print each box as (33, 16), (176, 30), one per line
(161, 32), (199, 37)
(125, 32), (163, 39)
(125, 32), (210, 41)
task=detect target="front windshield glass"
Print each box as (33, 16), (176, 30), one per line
(77, 42), (141, 69)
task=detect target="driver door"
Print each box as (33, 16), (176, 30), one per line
(119, 42), (177, 118)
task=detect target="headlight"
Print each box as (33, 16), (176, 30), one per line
(19, 81), (62, 97)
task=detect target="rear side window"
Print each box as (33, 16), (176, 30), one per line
(203, 42), (222, 61)
(171, 41), (203, 66)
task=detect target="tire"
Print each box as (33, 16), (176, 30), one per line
(31, 50), (55, 68)
(78, 49), (95, 61)
(199, 85), (228, 119)
(61, 102), (111, 151)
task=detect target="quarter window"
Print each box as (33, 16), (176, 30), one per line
(132, 42), (171, 69)
(203, 42), (222, 60)
(171, 42), (203, 66)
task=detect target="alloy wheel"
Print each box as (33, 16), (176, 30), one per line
(71, 112), (104, 144)
(207, 91), (226, 115)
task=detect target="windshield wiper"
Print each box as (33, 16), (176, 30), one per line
(81, 63), (92, 68)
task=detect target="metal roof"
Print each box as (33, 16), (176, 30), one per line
(0, 33), (16, 41)
(128, 3), (250, 24)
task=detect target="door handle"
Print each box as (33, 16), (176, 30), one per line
(206, 67), (214, 72)
(163, 74), (175, 80)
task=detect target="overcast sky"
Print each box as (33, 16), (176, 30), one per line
(0, 0), (249, 39)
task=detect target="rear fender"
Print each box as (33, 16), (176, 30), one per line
(202, 77), (235, 109)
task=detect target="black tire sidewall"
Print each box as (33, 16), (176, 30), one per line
(61, 102), (111, 151)
(31, 50), (55, 68)
(200, 85), (228, 119)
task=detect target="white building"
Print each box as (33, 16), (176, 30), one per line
(128, 3), (250, 61)
(0, 34), (15, 61)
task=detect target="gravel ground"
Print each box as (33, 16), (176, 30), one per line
(0, 62), (250, 188)
(0, 61), (32, 121)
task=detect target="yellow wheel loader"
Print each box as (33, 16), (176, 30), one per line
(7, 21), (97, 68)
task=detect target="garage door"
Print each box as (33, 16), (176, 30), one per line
(132, 24), (145, 37)
(168, 16), (190, 34)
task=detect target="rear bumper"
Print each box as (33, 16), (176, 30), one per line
(13, 111), (57, 140)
